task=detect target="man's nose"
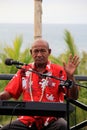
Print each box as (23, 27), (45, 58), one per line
(37, 51), (42, 56)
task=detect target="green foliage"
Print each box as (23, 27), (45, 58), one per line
(0, 36), (33, 89)
(64, 30), (78, 56)
(4, 36), (22, 59)
(50, 30), (80, 74)
(50, 30), (87, 129)
(63, 30), (87, 129)
(78, 52), (87, 75)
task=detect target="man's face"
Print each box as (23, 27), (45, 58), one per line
(30, 41), (51, 65)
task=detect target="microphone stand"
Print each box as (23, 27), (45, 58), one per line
(16, 65), (87, 130)
(59, 79), (73, 130)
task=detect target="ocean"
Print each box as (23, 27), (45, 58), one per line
(0, 23), (87, 57)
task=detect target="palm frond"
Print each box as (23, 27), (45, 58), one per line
(64, 30), (79, 56)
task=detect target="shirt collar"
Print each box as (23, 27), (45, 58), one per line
(30, 61), (51, 72)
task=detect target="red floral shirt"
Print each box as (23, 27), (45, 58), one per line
(5, 61), (67, 130)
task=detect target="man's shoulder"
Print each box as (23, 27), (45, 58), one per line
(51, 63), (64, 70)
(50, 63), (66, 77)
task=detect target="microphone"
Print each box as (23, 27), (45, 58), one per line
(59, 80), (73, 89)
(5, 58), (27, 66)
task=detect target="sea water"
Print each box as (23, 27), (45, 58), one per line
(0, 23), (87, 56)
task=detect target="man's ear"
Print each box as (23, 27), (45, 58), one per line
(49, 49), (51, 54)
(30, 49), (32, 55)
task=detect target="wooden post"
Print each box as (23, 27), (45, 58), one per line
(34, 0), (42, 40)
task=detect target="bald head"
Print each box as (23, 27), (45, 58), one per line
(31, 38), (50, 49)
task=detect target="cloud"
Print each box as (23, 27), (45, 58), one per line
(0, 0), (34, 23)
(42, 0), (87, 24)
(0, 0), (87, 23)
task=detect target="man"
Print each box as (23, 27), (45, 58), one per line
(0, 39), (80, 130)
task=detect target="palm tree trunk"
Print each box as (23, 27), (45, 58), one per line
(34, 0), (42, 40)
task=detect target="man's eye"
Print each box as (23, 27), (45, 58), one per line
(41, 49), (46, 52)
(33, 49), (46, 53)
(34, 50), (38, 53)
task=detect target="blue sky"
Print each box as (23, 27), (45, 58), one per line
(0, 0), (87, 24)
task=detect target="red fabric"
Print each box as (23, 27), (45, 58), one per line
(5, 61), (67, 130)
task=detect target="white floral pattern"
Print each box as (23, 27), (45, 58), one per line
(46, 94), (54, 101)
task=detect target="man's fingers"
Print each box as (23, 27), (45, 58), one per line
(68, 54), (80, 67)
(71, 55), (80, 66)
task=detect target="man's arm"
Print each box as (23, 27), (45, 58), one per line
(68, 76), (79, 100)
(63, 54), (80, 100)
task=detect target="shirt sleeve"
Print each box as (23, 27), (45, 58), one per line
(5, 70), (23, 99)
